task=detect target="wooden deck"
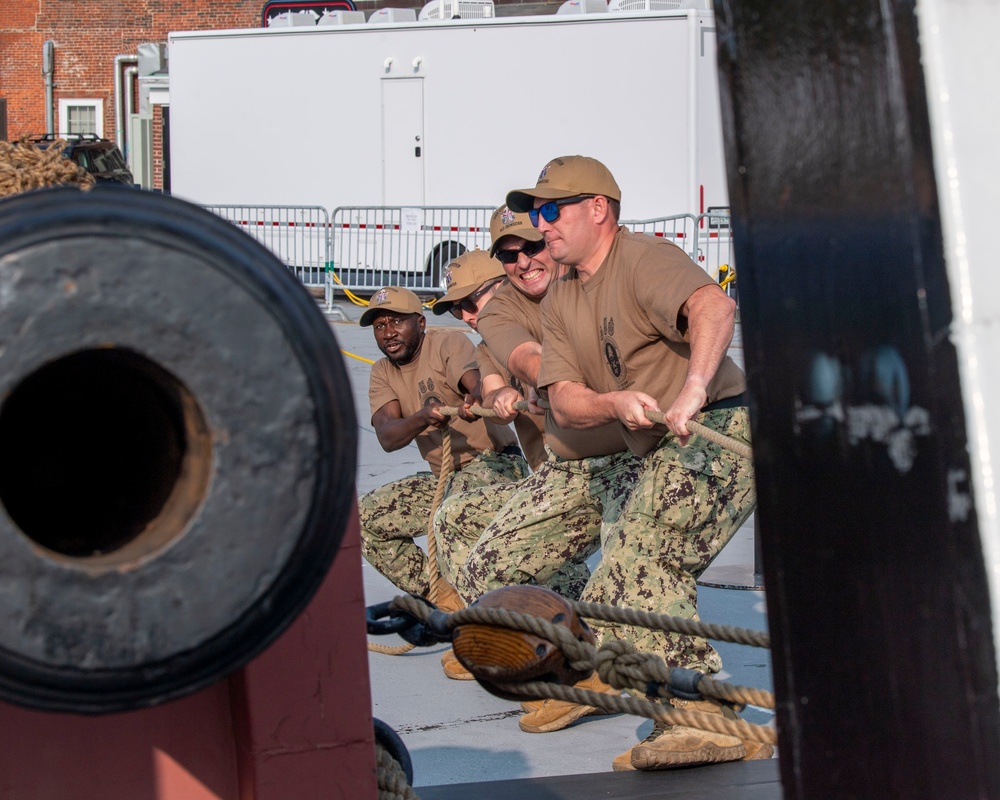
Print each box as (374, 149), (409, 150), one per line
(419, 760), (781, 799)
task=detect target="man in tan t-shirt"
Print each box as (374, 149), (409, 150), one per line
(433, 206), (641, 725)
(357, 286), (528, 615)
(506, 156), (766, 770)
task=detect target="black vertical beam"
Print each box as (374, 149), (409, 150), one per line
(712, 0), (1000, 796)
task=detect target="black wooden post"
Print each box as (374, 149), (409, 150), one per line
(712, 0), (1000, 796)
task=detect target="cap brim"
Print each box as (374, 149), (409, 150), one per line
(436, 283), (479, 307)
(431, 300), (454, 316)
(506, 187), (582, 213)
(489, 227), (544, 257)
(359, 308), (379, 327)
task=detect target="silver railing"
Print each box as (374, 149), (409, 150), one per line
(328, 206), (494, 296)
(201, 204), (736, 312)
(202, 204), (332, 305)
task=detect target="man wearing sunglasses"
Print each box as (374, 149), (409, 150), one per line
(429, 206), (640, 723)
(432, 248), (547, 472)
(506, 156), (765, 770)
(357, 285), (529, 624)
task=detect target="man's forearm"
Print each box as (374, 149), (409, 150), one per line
(547, 380), (620, 429)
(506, 341), (543, 389)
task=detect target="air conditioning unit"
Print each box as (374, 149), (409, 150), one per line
(318, 9), (366, 24)
(369, 7), (418, 22)
(607, 0), (681, 10)
(267, 10), (319, 26)
(556, 0), (609, 12)
(419, 0), (494, 19)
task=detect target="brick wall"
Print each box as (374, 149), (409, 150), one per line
(1, 1), (262, 189)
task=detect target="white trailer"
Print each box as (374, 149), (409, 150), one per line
(167, 6), (731, 293)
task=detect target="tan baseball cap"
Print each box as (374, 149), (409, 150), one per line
(506, 155), (621, 213)
(359, 286), (424, 327)
(432, 250), (506, 316)
(489, 204), (544, 257)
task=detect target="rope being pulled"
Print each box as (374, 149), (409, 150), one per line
(389, 594), (776, 745)
(368, 408), (462, 655)
(474, 398), (752, 459)
(367, 407), (751, 655)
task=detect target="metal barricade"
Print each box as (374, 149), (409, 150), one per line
(198, 204), (737, 312)
(203, 204), (332, 305)
(694, 210), (737, 302)
(623, 212), (737, 302)
(328, 206), (494, 296)
(621, 212), (699, 255)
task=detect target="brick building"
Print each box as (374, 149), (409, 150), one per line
(1, 0), (558, 190)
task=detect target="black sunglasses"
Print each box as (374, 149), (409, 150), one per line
(448, 279), (504, 317)
(495, 238), (546, 265)
(528, 195), (596, 227)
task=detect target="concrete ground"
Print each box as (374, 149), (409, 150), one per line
(325, 296), (774, 788)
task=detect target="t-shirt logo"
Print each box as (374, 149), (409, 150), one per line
(601, 317), (628, 386)
(604, 339), (624, 379)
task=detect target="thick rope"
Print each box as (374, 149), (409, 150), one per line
(375, 741), (420, 800)
(389, 594), (776, 743)
(0, 138), (95, 198)
(468, 398), (752, 459)
(368, 409), (459, 655)
(424, 420), (454, 605)
(643, 410), (753, 460)
(495, 682), (775, 745)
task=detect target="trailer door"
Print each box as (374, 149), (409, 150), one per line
(381, 78), (425, 206)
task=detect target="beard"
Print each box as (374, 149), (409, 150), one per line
(380, 336), (421, 366)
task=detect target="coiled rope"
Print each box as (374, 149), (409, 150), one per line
(0, 138), (95, 199)
(375, 741), (420, 800)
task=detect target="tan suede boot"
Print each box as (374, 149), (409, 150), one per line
(718, 702), (775, 760)
(440, 648), (474, 680)
(518, 672), (621, 733)
(431, 582), (466, 614)
(616, 699), (746, 771)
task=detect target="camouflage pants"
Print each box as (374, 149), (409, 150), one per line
(581, 406), (756, 675)
(455, 449), (641, 604)
(358, 449), (529, 596)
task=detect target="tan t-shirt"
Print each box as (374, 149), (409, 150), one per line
(369, 328), (516, 476)
(478, 283), (630, 460)
(539, 227), (746, 457)
(476, 340), (547, 470)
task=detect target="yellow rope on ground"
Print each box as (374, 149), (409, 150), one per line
(342, 350), (375, 365)
(326, 271), (441, 311)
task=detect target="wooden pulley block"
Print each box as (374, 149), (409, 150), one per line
(452, 585), (595, 700)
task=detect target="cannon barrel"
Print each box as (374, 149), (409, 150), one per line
(0, 186), (357, 713)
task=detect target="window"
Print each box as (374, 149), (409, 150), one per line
(58, 98), (104, 137)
